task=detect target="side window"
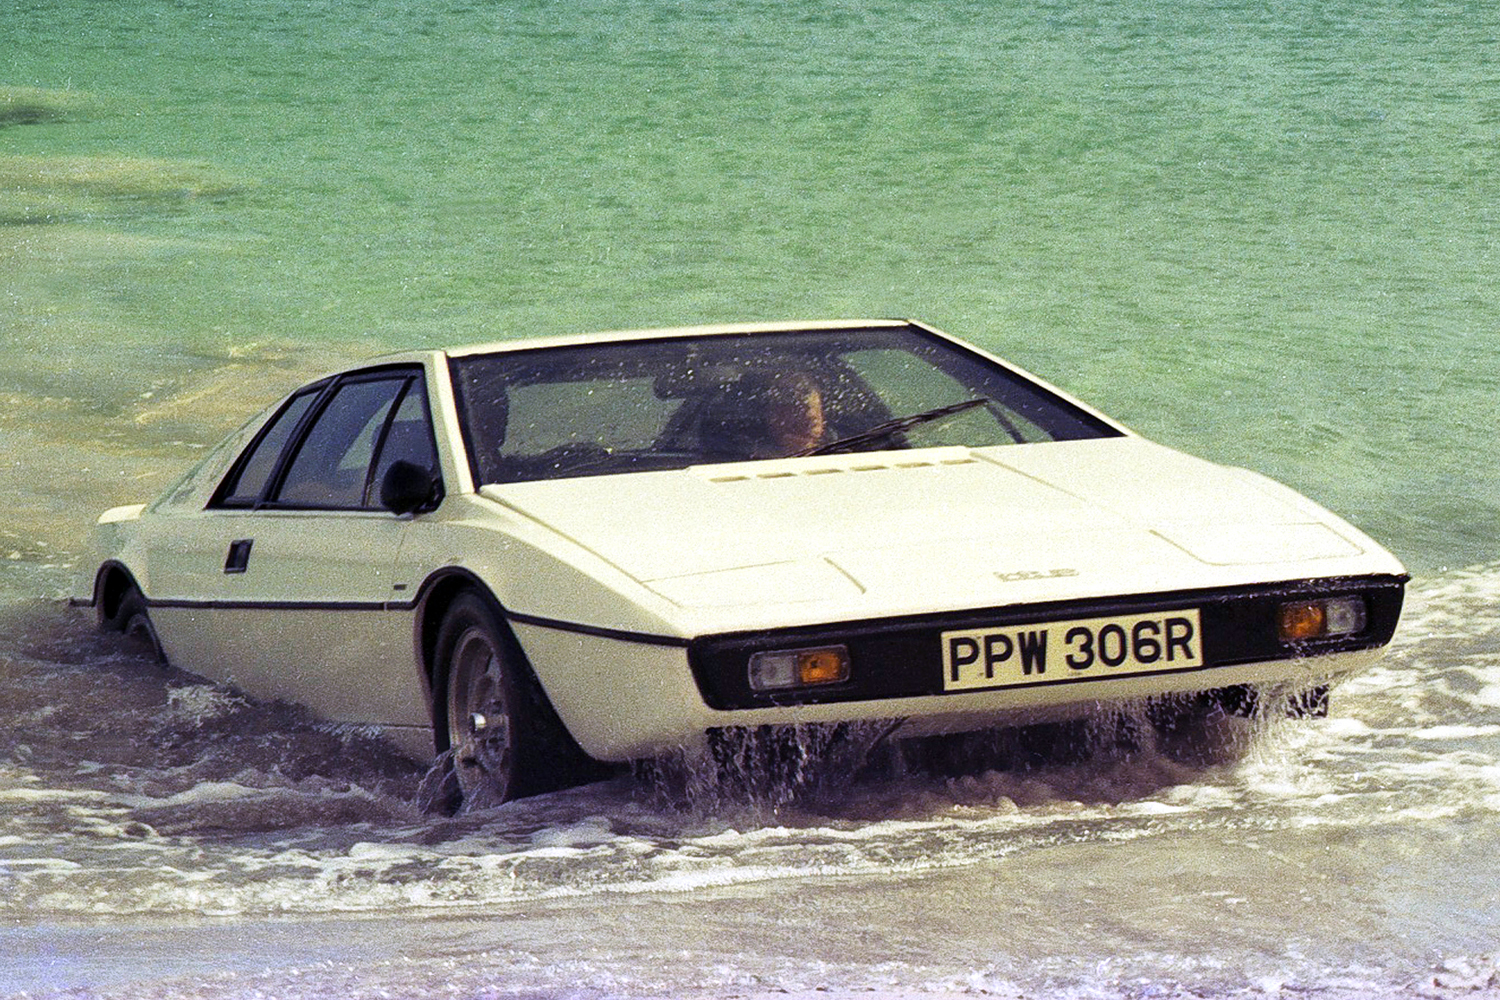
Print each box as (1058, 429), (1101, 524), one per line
(214, 388), (321, 507)
(368, 381), (440, 507)
(274, 376), (410, 508)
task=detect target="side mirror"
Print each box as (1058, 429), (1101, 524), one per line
(380, 460), (440, 515)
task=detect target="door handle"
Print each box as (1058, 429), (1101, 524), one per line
(224, 539), (254, 574)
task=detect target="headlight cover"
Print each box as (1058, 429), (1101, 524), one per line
(1278, 595), (1368, 643)
(748, 645), (851, 691)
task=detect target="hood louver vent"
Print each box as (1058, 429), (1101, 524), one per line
(702, 450), (979, 484)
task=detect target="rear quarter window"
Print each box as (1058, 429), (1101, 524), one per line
(213, 388), (320, 507)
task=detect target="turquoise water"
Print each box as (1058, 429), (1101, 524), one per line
(3, 0), (1497, 577)
(4, 6), (1500, 997)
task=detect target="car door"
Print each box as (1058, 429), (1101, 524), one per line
(149, 368), (442, 731)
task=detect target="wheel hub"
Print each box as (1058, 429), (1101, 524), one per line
(448, 627), (514, 808)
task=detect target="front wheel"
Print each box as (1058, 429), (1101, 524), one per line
(439, 595), (522, 809)
(432, 592), (604, 811)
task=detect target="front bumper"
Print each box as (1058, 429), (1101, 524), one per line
(518, 574), (1405, 762)
(687, 575), (1407, 710)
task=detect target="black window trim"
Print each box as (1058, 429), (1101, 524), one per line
(208, 364), (436, 512)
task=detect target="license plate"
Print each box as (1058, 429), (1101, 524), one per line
(941, 609), (1204, 691)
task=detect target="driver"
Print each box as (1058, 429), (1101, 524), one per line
(759, 370), (826, 456)
(700, 370), (829, 460)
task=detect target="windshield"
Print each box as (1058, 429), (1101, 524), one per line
(449, 326), (1120, 485)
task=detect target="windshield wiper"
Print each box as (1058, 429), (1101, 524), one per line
(795, 398), (991, 457)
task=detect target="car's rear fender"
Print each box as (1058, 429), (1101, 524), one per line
(91, 560), (143, 628)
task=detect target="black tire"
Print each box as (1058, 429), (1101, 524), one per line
(433, 591), (603, 810)
(104, 585), (168, 667)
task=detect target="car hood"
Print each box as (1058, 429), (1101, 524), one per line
(480, 439), (1396, 613)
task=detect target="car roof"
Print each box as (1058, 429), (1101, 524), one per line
(438, 318), (920, 360)
(317, 319), (936, 385)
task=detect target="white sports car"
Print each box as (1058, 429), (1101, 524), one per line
(75, 320), (1407, 807)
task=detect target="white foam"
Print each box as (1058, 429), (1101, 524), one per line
(1410, 724), (1500, 740)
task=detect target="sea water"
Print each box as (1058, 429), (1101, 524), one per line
(2, 1), (1498, 997)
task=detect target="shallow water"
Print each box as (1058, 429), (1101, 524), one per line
(4, 0), (1499, 996)
(3, 568), (1500, 998)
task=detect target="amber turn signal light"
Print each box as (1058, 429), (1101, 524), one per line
(748, 646), (852, 691)
(1278, 596), (1367, 643)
